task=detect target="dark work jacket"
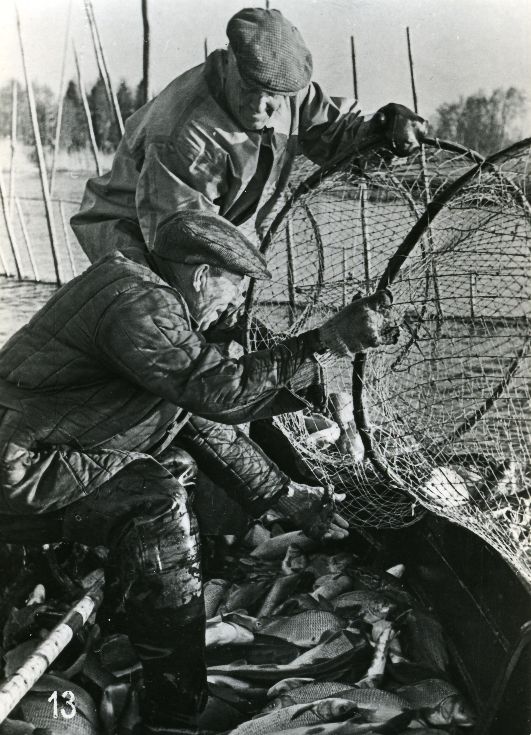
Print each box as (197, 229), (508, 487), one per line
(0, 252), (321, 515)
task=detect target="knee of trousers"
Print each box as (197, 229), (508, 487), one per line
(112, 478), (202, 605)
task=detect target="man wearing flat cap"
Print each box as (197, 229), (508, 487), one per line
(0, 212), (398, 734)
(71, 6), (427, 262)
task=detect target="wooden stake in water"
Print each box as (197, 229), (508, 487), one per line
(0, 570), (104, 725)
(0, 161), (23, 278)
(73, 45), (103, 176)
(350, 35), (358, 100)
(406, 26), (442, 319)
(15, 197), (39, 281)
(50, 0), (72, 196)
(85, 0), (125, 135)
(204, 38), (208, 62)
(16, 6), (62, 285)
(9, 81), (17, 218)
(60, 201), (77, 278)
(141, 0), (150, 105)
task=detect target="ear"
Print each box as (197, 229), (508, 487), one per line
(192, 264), (209, 293)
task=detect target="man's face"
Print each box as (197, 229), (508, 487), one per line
(192, 268), (247, 330)
(224, 49), (287, 131)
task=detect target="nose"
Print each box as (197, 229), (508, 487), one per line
(262, 94), (281, 115)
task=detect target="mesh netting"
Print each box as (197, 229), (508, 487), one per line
(246, 138), (531, 582)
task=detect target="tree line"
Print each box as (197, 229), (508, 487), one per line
(0, 79), (527, 157)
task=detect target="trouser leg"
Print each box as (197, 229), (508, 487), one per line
(63, 457), (207, 729)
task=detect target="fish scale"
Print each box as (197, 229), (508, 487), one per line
(258, 610), (347, 648)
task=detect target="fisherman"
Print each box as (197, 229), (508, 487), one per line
(71, 7), (427, 263)
(0, 212), (398, 734)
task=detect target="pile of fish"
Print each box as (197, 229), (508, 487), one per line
(199, 525), (476, 734)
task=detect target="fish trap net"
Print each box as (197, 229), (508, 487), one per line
(246, 138), (531, 581)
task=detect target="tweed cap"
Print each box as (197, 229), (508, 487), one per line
(227, 8), (312, 94)
(153, 211), (271, 279)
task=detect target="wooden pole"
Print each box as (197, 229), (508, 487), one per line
(469, 272), (477, 319)
(141, 0), (150, 105)
(350, 35), (358, 100)
(204, 38), (208, 62)
(406, 27), (419, 114)
(16, 6), (62, 285)
(15, 198), (39, 281)
(0, 570), (104, 724)
(60, 201), (77, 278)
(50, 0), (72, 196)
(73, 45), (103, 176)
(85, 0), (124, 135)
(360, 185), (371, 293)
(405, 27), (443, 320)
(9, 81), (17, 218)
(0, 161), (23, 278)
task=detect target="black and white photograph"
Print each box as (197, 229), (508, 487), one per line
(0, 1), (529, 733)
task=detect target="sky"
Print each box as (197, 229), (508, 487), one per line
(0, 0), (530, 128)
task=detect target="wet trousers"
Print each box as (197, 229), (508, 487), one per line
(0, 449), (207, 729)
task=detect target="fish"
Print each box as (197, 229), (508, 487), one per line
(419, 466), (470, 507)
(311, 574), (355, 601)
(401, 609), (449, 673)
(229, 698), (362, 735)
(205, 619), (255, 648)
(282, 545), (308, 575)
(208, 630), (371, 683)
(257, 610), (348, 648)
(262, 681), (353, 712)
(218, 580), (270, 615)
(294, 690), (409, 724)
(345, 566), (413, 606)
(204, 579), (231, 619)
(396, 678), (475, 727)
(243, 523), (271, 549)
(257, 573), (308, 618)
(251, 531), (316, 560)
(332, 590), (397, 623)
(266, 678), (316, 697)
(307, 552), (354, 578)
(356, 623), (394, 688)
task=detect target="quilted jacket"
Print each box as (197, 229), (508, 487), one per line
(71, 49), (363, 261)
(0, 251), (321, 514)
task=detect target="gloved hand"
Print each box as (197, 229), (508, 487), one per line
(371, 102), (428, 157)
(317, 289), (399, 358)
(274, 480), (349, 541)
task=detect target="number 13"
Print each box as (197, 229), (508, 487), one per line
(47, 690), (76, 719)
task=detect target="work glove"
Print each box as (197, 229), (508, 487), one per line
(317, 289), (399, 359)
(371, 102), (428, 157)
(274, 480), (349, 542)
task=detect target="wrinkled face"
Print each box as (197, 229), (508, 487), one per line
(224, 48), (288, 131)
(191, 267), (247, 330)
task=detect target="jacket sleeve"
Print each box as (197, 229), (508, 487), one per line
(95, 286), (322, 423)
(136, 131), (229, 247)
(177, 415), (288, 515)
(298, 82), (368, 165)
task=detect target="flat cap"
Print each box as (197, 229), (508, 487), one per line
(153, 211), (272, 280)
(227, 8), (312, 95)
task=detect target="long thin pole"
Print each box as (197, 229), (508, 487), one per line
(85, 0), (124, 135)
(141, 0), (150, 105)
(406, 26), (442, 320)
(204, 38), (208, 62)
(60, 201), (77, 278)
(350, 35), (358, 100)
(73, 45), (103, 176)
(0, 170), (17, 277)
(285, 218), (296, 325)
(16, 6), (62, 285)
(50, 0), (73, 196)
(15, 197), (39, 281)
(9, 81), (17, 218)
(0, 570), (104, 724)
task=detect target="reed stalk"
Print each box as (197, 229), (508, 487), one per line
(50, 0), (73, 196)
(73, 45), (103, 176)
(15, 197), (39, 281)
